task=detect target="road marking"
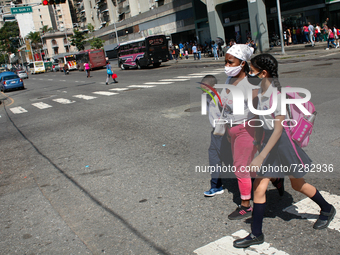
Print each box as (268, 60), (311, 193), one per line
(39, 78), (43, 80)
(99, 82), (106, 84)
(128, 85), (155, 88)
(32, 78), (36, 80)
(144, 82), (173, 85)
(194, 229), (288, 255)
(159, 79), (189, 82)
(10, 107), (27, 114)
(59, 80), (66, 82)
(200, 72), (223, 75)
(109, 88), (129, 91)
(73, 95), (97, 100)
(52, 98), (75, 104)
(92, 91), (118, 96)
(189, 73), (208, 75)
(32, 102), (52, 109)
(176, 75), (205, 78)
(75, 81), (79, 83)
(283, 191), (340, 232)
(48, 79), (53, 81)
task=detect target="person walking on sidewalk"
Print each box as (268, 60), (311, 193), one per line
(212, 41), (219, 60)
(233, 53), (336, 249)
(192, 44), (197, 60)
(308, 22), (315, 46)
(326, 26), (337, 50)
(106, 61), (118, 85)
(333, 25), (340, 47)
(84, 62), (91, 78)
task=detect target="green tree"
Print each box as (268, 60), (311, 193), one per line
(87, 23), (95, 33)
(40, 25), (53, 34)
(70, 29), (86, 51)
(27, 31), (42, 50)
(0, 53), (9, 65)
(0, 21), (20, 53)
(90, 37), (104, 49)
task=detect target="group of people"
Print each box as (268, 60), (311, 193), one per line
(170, 42), (203, 61)
(282, 18), (340, 50)
(201, 44), (336, 248)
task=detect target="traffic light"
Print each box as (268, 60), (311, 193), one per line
(42, 0), (67, 5)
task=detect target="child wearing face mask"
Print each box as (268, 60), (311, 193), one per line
(233, 53), (335, 249)
(222, 45), (284, 221)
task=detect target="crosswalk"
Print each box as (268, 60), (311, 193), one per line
(193, 191), (340, 255)
(8, 70), (225, 115)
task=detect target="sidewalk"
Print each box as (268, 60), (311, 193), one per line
(164, 41), (339, 68)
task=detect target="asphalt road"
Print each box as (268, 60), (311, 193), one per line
(1, 51), (340, 255)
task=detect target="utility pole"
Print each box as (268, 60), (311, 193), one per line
(276, 0), (285, 54)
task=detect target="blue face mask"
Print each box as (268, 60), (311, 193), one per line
(247, 71), (263, 86)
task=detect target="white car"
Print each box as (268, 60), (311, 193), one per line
(17, 70), (28, 79)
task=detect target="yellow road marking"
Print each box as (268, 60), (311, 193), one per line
(0, 92), (14, 107)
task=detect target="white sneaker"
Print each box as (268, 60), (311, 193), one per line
(326, 48), (329, 50)
(337, 45), (339, 48)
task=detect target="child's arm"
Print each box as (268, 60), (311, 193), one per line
(249, 115), (285, 170)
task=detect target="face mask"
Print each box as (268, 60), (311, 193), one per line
(247, 72), (263, 86)
(224, 62), (244, 77)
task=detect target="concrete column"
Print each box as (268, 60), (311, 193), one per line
(247, 0), (269, 52)
(107, 0), (117, 24)
(206, 0), (225, 42)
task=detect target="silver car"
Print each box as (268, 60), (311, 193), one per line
(17, 70), (28, 79)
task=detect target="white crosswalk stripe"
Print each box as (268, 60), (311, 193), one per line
(194, 229), (288, 255)
(73, 95), (97, 100)
(110, 88), (129, 91)
(10, 107), (28, 114)
(128, 85), (155, 88)
(144, 82), (173, 85)
(92, 91), (118, 96)
(32, 102), (52, 109)
(283, 191), (340, 232)
(52, 98), (75, 104)
(176, 76), (205, 79)
(159, 79), (189, 82)
(200, 72), (223, 75)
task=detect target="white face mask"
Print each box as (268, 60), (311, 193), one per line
(224, 62), (244, 77)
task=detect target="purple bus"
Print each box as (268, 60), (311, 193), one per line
(118, 35), (169, 70)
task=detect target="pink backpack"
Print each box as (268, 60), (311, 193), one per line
(270, 87), (316, 164)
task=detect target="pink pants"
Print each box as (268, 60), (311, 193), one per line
(227, 124), (257, 200)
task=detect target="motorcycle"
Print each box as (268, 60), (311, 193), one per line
(270, 34), (282, 47)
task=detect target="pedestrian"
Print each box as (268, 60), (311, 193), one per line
(84, 62), (91, 78)
(233, 53), (336, 248)
(303, 24), (309, 43)
(106, 61), (118, 85)
(296, 26), (302, 43)
(175, 44), (180, 61)
(179, 42), (184, 58)
(192, 43), (197, 60)
(283, 30), (288, 46)
(292, 27), (297, 44)
(322, 18), (329, 42)
(197, 44), (202, 60)
(211, 41), (219, 60)
(333, 25), (339, 47)
(200, 75), (233, 197)
(63, 64), (69, 75)
(287, 27), (292, 45)
(326, 26), (337, 50)
(308, 22), (315, 46)
(222, 45), (284, 220)
(316, 23), (322, 42)
(52, 64), (55, 72)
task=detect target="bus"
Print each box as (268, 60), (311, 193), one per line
(75, 49), (106, 71)
(28, 61), (45, 74)
(118, 35), (169, 70)
(58, 54), (77, 71)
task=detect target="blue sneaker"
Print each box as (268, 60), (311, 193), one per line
(204, 187), (224, 197)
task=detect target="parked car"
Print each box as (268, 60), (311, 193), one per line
(17, 70), (29, 79)
(0, 71), (25, 92)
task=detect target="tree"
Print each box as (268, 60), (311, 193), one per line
(70, 29), (86, 51)
(40, 25), (53, 34)
(90, 37), (104, 49)
(87, 23), (95, 33)
(27, 31), (42, 50)
(0, 21), (20, 53)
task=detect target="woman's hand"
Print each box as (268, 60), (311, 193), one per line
(249, 154), (265, 172)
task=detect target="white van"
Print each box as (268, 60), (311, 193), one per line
(28, 61), (45, 74)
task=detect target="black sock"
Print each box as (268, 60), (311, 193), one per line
(310, 190), (332, 220)
(251, 203), (266, 237)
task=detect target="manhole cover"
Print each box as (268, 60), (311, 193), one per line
(184, 107), (201, 112)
